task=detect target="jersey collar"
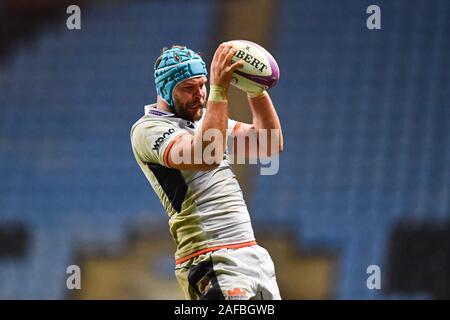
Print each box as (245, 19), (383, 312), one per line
(144, 104), (174, 117)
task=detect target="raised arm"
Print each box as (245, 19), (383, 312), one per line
(166, 43), (244, 170)
(232, 91), (284, 159)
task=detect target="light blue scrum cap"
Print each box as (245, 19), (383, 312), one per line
(154, 46), (207, 112)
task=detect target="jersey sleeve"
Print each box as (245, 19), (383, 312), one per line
(131, 119), (188, 167)
(227, 118), (241, 139)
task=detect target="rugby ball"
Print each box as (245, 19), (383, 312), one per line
(228, 40), (280, 93)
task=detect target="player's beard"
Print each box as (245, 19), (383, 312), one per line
(173, 98), (205, 122)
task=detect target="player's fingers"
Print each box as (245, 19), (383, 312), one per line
(227, 60), (244, 73)
(218, 43), (234, 64)
(223, 47), (238, 67)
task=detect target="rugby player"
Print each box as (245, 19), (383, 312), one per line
(130, 43), (283, 300)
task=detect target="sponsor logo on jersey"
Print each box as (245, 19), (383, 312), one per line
(226, 288), (247, 300)
(185, 121), (195, 129)
(152, 128), (176, 150)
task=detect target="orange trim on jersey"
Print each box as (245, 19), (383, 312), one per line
(175, 241), (257, 265)
(163, 133), (188, 167)
(232, 121), (242, 137)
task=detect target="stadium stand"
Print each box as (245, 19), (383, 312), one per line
(0, 0), (448, 299)
(251, 0), (450, 299)
(0, 0), (216, 299)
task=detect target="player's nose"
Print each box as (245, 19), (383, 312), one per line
(193, 86), (204, 100)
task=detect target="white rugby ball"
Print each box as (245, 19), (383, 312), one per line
(228, 40), (280, 93)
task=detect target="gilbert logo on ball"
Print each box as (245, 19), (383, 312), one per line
(228, 40), (280, 93)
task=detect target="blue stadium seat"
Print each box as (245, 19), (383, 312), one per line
(250, 0), (450, 299)
(0, 0), (216, 299)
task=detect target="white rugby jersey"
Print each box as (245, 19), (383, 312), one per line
(130, 104), (256, 263)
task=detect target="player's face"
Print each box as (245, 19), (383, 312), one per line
(173, 76), (208, 122)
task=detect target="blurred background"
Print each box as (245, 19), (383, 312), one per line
(0, 0), (449, 299)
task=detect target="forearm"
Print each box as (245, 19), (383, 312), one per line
(194, 99), (228, 163)
(190, 41), (242, 165)
(248, 92), (284, 153)
(165, 43), (243, 170)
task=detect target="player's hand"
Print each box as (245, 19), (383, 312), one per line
(209, 42), (243, 91)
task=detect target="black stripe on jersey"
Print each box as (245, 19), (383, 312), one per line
(147, 163), (187, 213)
(187, 258), (225, 300)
